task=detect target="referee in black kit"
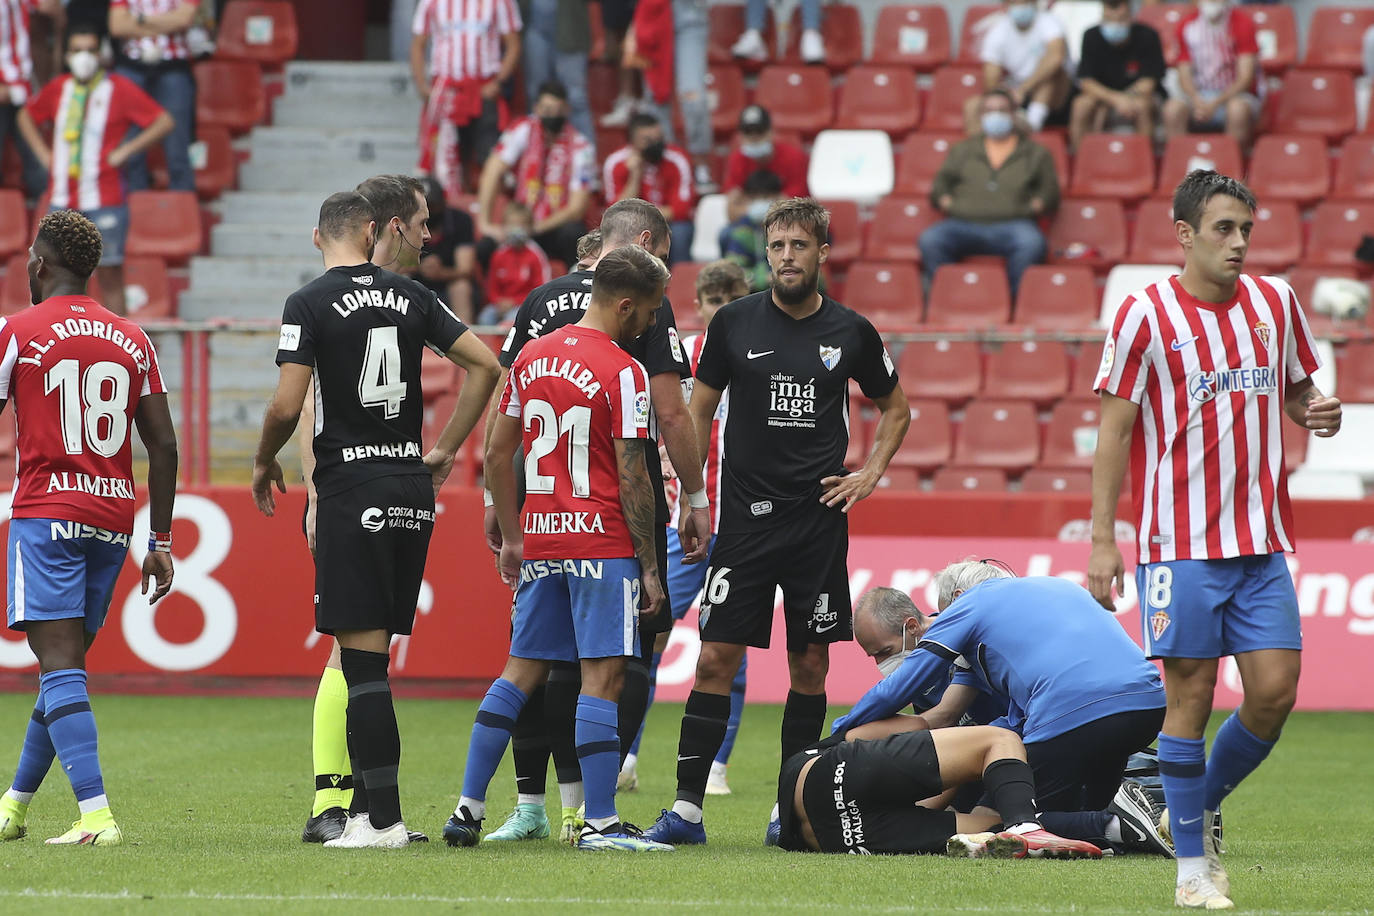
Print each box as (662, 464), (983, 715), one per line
(643, 197), (911, 847)
(252, 189), (499, 848)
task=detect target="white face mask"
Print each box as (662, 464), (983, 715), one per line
(746, 199), (771, 222)
(874, 623), (918, 677)
(1199, 1), (1227, 23)
(1008, 3), (1037, 29)
(67, 50), (99, 82)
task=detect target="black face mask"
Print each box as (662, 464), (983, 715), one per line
(642, 141), (666, 164)
(541, 115), (567, 135)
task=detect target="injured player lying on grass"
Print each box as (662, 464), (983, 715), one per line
(775, 714), (1174, 858)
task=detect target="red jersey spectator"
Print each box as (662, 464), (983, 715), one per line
(481, 201), (552, 324)
(18, 23), (173, 315)
(0, 0), (58, 198)
(1163, 0), (1260, 149)
(475, 80), (594, 270)
(603, 112), (695, 263)
(623, 0), (673, 109)
(411, 0), (522, 200)
(723, 104), (809, 220)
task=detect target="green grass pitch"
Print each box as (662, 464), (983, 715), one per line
(0, 693), (1371, 914)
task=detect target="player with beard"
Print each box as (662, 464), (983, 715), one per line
(643, 197), (911, 846)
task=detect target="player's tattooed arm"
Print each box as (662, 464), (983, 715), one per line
(616, 437), (666, 618)
(1285, 376), (1342, 439)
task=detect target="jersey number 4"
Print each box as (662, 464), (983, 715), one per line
(524, 399), (591, 497)
(358, 325), (407, 419)
(44, 359), (130, 458)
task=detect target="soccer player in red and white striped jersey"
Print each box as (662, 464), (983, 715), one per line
(1088, 171), (1341, 910)
(411, 0), (522, 199)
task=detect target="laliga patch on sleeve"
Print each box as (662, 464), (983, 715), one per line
(633, 390), (650, 427)
(279, 323), (302, 351)
(1098, 338), (1115, 378)
(668, 326), (684, 364)
(501, 327), (517, 354)
(882, 347), (895, 376)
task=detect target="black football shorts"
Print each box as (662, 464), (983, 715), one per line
(314, 474), (435, 636)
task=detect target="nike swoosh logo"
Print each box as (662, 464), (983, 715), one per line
(676, 755), (700, 762)
(805, 748), (820, 755)
(1171, 336), (1198, 351)
(1179, 816), (1202, 825)
(746, 349), (774, 359)
(815, 621), (838, 634)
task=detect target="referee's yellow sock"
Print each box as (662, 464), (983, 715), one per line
(311, 666), (351, 817)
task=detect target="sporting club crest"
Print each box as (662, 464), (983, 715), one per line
(819, 344), (842, 371)
(1150, 609), (1171, 641)
(1253, 320), (1271, 349)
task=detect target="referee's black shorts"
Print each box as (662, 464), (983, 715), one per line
(699, 504), (851, 652)
(314, 474), (435, 637)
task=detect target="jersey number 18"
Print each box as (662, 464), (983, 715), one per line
(44, 358), (131, 458)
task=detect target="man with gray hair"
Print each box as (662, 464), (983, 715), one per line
(835, 563), (1167, 816)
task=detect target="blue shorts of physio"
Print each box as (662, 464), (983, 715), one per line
(7, 517), (130, 633)
(510, 556), (642, 662)
(1136, 552), (1301, 659)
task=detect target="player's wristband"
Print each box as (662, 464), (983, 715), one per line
(483, 489), (494, 508)
(148, 532), (172, 553)
(685, 488), (709, 510)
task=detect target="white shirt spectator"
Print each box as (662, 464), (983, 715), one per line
(980, 11), (1067, 85)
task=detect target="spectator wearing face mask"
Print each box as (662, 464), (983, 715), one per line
(722, 104), (808, 222)
(1162, 0), (1260, 149)
(720, 170), (782, 292)
(919, 89), (1059, 298)
(1069, 0), (1166, 151)
(603, 112), (696, 263)
(480, 201), (552, 325)
(968, 0), (1073, 134)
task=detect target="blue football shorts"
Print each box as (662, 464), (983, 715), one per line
(665, 526), (715, 622)
(510, 556), (642, 662)
(7, 517), (130, 633)
(1136, 552), (1301, 659)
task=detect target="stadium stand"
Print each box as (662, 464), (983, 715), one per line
(1043, 398), (1102, 469)
(708, 3), (775, 69)
(844, 261), (924, 330)
(821, 199), (863, 265)
(193, 60), (266, 132)
(807, 130), (895, 200)
(1303, 6), (1374, 70)
(1158, 136), (1244, 195)
(0, 190), (27, 260)
(216, 0), (299, 65)
(864, 196), (937, 261)
(923, 65), (984, 132)
(870, 5), (952, 71)
(1248, 4), (1298, 73)
(951, 398), (1040, 472)
(1246, 134), (1331, 205)
(1306, 201), (1374, 269)
(1048, 199), (1128, 269)
(1244, 202), (1303, 274)
(1012, 265), (1097, 331)
(1069, 134), (1155, 201)
(782, 4), (863, 71)
(834, 66), (923, 135)
(956, 4), (1003, 63)
(895, 132), (963, 196)
(926, 264), (1012, 328)
(981, 340), (1071, 407)
(1031, 131), (1070, 191)
(1334, 136), (1374, 198)
(1273, 70), (1358, 142)
(897, 339), (982, 404)
(753, 65), (833, 137)
(1136, 2), (1189, 66)
(890, 399), (953, 471)
(706, 66), (746, 134)
(127, 192), (204, 264)
(930, 466), (1009, 492)
(1020, 467), (1093, 493)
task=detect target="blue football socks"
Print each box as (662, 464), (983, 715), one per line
(1158, 732), (1207, 859)
(575, 694), (621, 824)
(1205, 711), (1275, 811)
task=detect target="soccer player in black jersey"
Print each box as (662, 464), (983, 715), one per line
(252, 190), (500, 848)
(468, 198), (711, 845)
(643, 197), (911, 846)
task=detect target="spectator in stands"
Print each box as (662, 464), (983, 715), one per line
(732, 0), (824, 64)
(671, 0), (716, 194)
(603, 112), (695, 263)
(969, 0), (1073, 134)
(573, 228), (601, 270)
(1069, 0), (1165, 151)
(18, 21), (173, 316)
(521, 0), (594, 154)
(721, 170), (783, 293)
(413, 175), (477, 322)
(412, 0), (522, 201)
(474, 79), (593, 270)
(1162, 0), (1260, 149)
(106, 0), (197, 193)
(723, 104), (807, 221)
(919, 89), (1059, 298)
(480, 201), (551, 325)
(598, 0), (642, 128)
(0, 0), (59, 200)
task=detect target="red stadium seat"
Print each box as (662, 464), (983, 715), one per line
(753, 66), (833, 137)
(194, 60), (265, 132)
(420, 348), (459, 401)
(1334, 136), (1374, 199)
(1281, 420), (1308, 473)
(952, 399), (1040, 471)
(85, 257), (173, 318)
(0, 190), (26, 259)
(923, 66), (982, 133)
(1070, 343), (1109, 399)
(216, 0), (299, 64)
(126, 191), (203, 263)
(1245, 5), (1297, 73)
(1043, 398), (1102, 469)
(708, 4), (775, 69)
(1021, 467), (1093, 493)
(845, 262), (924, 331)
(891, 399), (952, 470)
(1245, 201), (1303, 274)
(587, 62), (619, 119)
(876, 466), (923, 490)
(1048, 198), (1127, 269)
(783, 4), (862, 71)
(871, 5), (951, 71)
(1157, 135), (1243, 196)
(1012, 265), (1097, 331)
(898, 339), (981, 404)
(1, 253), (28, 314)
(821, 199), (861, 265)
(1305, 200), (1374, 269)
(864, 196), (939, 262)
(931, 466), (1007, 492)
(422, 393), (459, 452)
(1337, 341), (1374, 402)
(705, 65), (746, 135)
(1272, 70), (1357, 142)
(982, 339), (1070, 406)
(1070, 134), (1155, 201)
(1136, 3), (1190, 66)
(1128, 197), (1184, 265)
(149, 124), (235, 199)
(1031, 131), (1070, 191)
(834, 66), (922, 135)
(895, 132), (963, 195)
(1303, 7), (1374, 70)
(927, 264), (1012, 328)
(957, 5), (1003, 63)
(668, 261), (704, 330)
